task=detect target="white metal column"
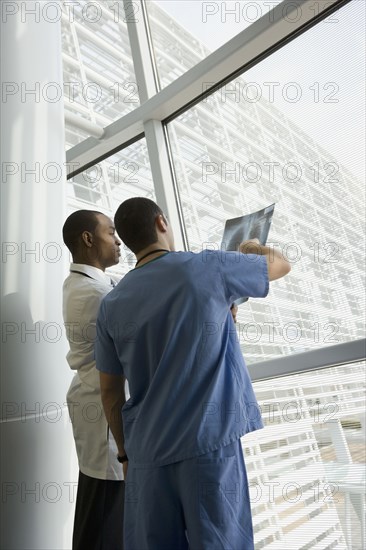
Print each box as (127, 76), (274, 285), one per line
(0, 2), (76, 548)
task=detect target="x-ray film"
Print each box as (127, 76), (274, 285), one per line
(221, 204), (275, 305)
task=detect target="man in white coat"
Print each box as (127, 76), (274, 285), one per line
(62, 209), (125, 550)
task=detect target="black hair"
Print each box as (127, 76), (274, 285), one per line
(114, 197), (165, 254)
(62, 210), (103, 254)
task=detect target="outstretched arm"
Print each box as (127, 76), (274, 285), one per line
(239, 239), (291, 281)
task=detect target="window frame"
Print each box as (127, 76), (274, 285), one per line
(64, 0), (363, 376)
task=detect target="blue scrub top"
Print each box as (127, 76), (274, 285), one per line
(96, 250), (269, 467)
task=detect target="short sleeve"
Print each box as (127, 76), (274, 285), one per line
(95, 300), (123, 375)
(217, 251), (269, 303)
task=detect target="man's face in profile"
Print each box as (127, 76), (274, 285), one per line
(92, 214), (121, 269)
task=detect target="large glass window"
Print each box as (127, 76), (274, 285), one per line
(60, 2), (366, 548)
(166, 0), (365, 363)
(146, 0), (280, 88)
(61, 0), (140, 149)
(247, 361), (365, 549)
(66, 138), (155, 277)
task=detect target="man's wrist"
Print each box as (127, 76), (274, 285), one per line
(117, 453), (128, 463)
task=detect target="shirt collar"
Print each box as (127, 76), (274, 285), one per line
(70, 263), (111, 285)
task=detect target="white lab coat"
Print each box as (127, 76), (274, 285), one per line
(63, 263), (123, 480)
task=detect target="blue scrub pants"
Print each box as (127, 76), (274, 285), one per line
(124, 439), (254, 550)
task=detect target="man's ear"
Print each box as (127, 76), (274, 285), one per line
(156, 214), (168, 232)
(81, 230), (93, 248)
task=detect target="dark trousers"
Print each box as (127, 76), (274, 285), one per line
(72, 471), (124, 550)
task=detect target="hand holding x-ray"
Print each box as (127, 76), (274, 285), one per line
(221, 204), (275, 305)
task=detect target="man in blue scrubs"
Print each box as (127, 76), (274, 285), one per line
(96, 197), (291, 549)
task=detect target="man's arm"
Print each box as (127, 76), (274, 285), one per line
(99, 372), (127, 475)
(230, 303), (238, 323)
(239, 240), (291, 281)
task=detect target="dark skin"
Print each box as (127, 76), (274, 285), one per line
(72, 213), (121, 271)
(230, 303), (238, 323)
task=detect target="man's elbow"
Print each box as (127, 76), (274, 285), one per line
(283, 258), (291, 276)
(269, 258), (291, 281)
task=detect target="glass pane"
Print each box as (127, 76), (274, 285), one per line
(147, 0), (279, 88)
(166, 1), (365, 363)
(61, 0), (139, 150)
(247, 361), (365, 549)
(66, 138), (155, 277)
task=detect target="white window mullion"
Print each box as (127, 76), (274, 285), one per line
(124, 0), (186, 249)
(123, 0), (160, 102)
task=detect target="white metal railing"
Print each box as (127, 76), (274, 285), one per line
(248, 338), (366, 381)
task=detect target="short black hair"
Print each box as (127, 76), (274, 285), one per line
(114, 198), (165, 254)
(62, 210), (103, 254)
